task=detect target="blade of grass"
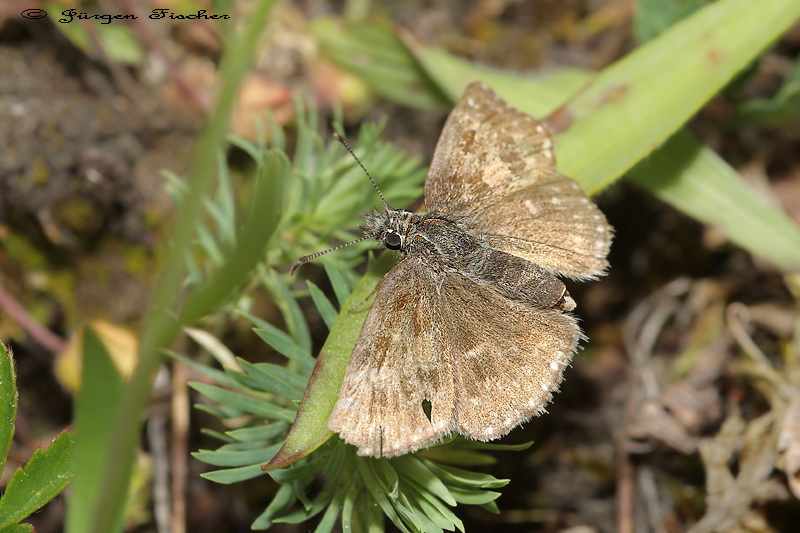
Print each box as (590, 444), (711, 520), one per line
(554, 0), (800, 193)
(71, 3), (278, 532)
(66, 326), (125, 533)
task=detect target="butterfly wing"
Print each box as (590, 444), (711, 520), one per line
(425, 82), (612, 279)
(328, 253), (581, 457)
(440, 265), (582, 441)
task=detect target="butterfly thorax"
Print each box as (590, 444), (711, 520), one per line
(361, 208), (574, 311)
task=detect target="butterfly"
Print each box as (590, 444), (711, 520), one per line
(295, 82), (612, 457)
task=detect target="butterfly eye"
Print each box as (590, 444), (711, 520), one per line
(384, 231), (402, 250)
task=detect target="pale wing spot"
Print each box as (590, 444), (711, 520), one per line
(466, 97), (475, 107)
(551, 197), (562, 205)
(581, 198), (590, 204)
(550, 361), (560, 371)
(524, 199), (540, 216)
(527, 399), (538, 408)
(535, 124), (545, 133)
(595, 240), (606, 249)
(596, 225), (606, 232)
(362, 447), (373, 455)
(480, 159), (509, 187)
(484, 426), (495, 437)
(540, 382), (549, 391)
(542, 138), (553, 150)
(504, 417), (512, 425)
(593, 214), (602, 220)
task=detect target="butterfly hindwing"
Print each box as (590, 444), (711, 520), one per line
(328, 254), (582, 457)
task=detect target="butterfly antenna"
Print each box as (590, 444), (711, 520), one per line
(290, 235), (370, 275)
(334, 133), (391, 211)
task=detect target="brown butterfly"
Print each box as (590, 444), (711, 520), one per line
(293, 82), (612, 457)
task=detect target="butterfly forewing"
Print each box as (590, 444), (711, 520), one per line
(426, 82), (612, 279)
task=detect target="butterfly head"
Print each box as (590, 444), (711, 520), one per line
(361, 208), (417, 253)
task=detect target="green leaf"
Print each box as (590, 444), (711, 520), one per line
(188, 382), (295, 422)
(259, 269), (313, 354)
(357, 459), (411, 533)
(425, 462), (509, 490)
(394, 456), (456, 506)
(252, 484), (296, 529)
(195, 404), (248, 419)
(193, 443), (280, 467)
(447, 486), (502, 505)
(0, 523), (33, 533)
(263, 253), (395, 470)
(306, 280), (339, 330)
(323, 260), (355, 307)
(250, 322), (316, 375)
(0, 342), (17, 477)
(231, 360), (307, 401)
(201, 464), (268, 484)
(165, 351), (241, 390)
(66, 326), (125, 533)
(0, 432), (74, 524)
(227, 422), (288, 443)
